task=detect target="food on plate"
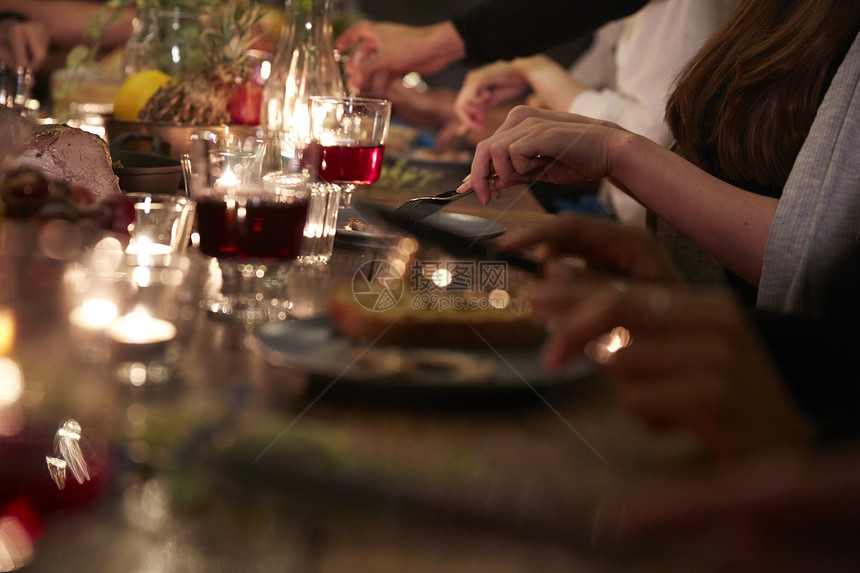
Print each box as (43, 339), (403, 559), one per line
(409, 147), (472, 164)
(349, 347), (498, 383)
(346, 216), (379, 233)
(5, 124), (121, 202)
(329, 283), (542, 348)
(373, 158), (442, 192)
(384, 124), (420, 155)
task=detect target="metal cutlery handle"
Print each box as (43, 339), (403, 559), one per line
(433, 188), (465, 200)
(392, 188), (475, 219)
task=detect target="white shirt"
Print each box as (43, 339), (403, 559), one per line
(566, 0), (738, 225)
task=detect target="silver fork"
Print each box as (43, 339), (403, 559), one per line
(391, 188), (475, 220)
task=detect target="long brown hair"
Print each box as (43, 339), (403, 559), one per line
(666, 0), (860, 196)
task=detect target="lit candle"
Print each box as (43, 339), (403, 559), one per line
(126, 237), (174, 267)
(212, 150), (256, 191)
(214, 166), (242, 190)
(106, 310), (177, 345)
(125, 242), (173, 257)
(0, 305), (15, 355)
(69, 298), (119, 332)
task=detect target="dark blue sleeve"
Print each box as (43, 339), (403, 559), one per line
(450, 0), (649, 64)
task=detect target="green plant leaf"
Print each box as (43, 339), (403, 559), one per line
(65, 45), (91, 70)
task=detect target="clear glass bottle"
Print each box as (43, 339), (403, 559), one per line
(260, 0), (345, 173)
(260, 0), (346, 266)
(121, 7), (214, 78)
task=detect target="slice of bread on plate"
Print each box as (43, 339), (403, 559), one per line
(329, 284), (543, 349)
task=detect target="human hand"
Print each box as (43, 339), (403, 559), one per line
(499, 212), (681, 371)
(336, 20), (465, 93)
(498, 212), (681, 282)
(435, 118), (467, 151)
(454, 60), (530, 132)
(498, 214), (812, 456)
(530, 277), (812, 457)
(0, 19), (48, 70)
(457, 106), (633, 204)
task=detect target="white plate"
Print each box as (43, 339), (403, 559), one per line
(336, 208), (506, 247)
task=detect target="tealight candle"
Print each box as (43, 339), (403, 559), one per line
(211, 150), (256, 192)
(125, 242), (173, 256)
(105, 310), (177, 346)
(69, 299), (119, 332)
(105, 309), (179, 387)
(126, 238), (174, 267)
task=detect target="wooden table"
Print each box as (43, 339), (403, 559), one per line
(1, 185), (709, 572)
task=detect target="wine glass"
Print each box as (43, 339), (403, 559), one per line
(307, 96), (392, 206)
(189, 145), (311, 324)
(297, 96), (390, 265)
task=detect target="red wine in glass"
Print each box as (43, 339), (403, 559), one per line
(308, 143), (385, 185)
(196, 197), (309, 260)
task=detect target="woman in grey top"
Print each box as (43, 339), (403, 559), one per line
(459, 0), (860, 315)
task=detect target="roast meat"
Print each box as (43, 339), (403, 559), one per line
(7, 124), (121, 201)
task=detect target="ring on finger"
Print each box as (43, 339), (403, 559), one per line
(584, 326), (632, 365)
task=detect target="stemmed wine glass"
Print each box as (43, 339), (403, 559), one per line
(189, 143), (311, 324)
(296, 96), (390, 265)
(307, 96), (392, 207)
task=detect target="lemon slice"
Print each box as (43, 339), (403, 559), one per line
(113, 70), (174, 121)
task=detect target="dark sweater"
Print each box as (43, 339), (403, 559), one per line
(754, 243), (860, 444)
(451, 0), (649, 65)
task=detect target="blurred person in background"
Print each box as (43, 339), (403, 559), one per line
(336, 1), (653, 211)
(354, 0), (486, 93)
(453, 0), (737, 224)
(461, 1), (860, 313)
(0, 0), (134, 104)
(0, 0), (134, 72)
(474, 208), (860, 572)
(0, 13), (48, 70)
(339, 0), (482, 150)
(499, 211), (860, 457)
(341, 0), (591, 154)
(337, 0), (651, 94)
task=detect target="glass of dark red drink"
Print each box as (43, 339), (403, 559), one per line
(190, 148), (311, 323)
